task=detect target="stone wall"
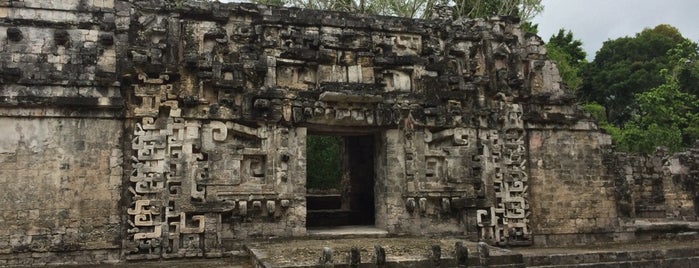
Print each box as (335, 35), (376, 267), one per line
(528, 130), (619, 246)
(0, 118), (123, 266)
(0, 0), (697, 265)
(0, 0), (124, 265)
(117, 0), (551, 257)
(613, 146), (699, 221)
(0, 0), (121, 109)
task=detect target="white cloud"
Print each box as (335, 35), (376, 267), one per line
(533, 0), (699, 60)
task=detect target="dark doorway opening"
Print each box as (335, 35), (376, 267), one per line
(306, 134), (375, 227)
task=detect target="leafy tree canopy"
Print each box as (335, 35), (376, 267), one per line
(548, 29), (586, 66)
(579, 24), (698, 125)
(251, 0), (543, 22)
(546, 29), (586, 90)
(583, 38), (699, 153)
(452, 0), (542, 21)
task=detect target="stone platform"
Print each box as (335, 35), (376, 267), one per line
(307, 226), (390, 238)
(16, 236), (698, 267)
(245, 237), (523, 268)
(519, 239), (699, 268)
(243, 236), (699, 268)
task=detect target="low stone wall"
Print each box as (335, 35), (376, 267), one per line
(527, 130), (619, 246)
(0, 0), (124, 264)
(0, 0), (697, 265)
(612, 146), (699, 221)
(0, 118), (123, 266)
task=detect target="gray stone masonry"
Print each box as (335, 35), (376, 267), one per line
(0, 0), (697, 265)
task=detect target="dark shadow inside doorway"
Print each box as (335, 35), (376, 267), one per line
(306, 134), (375, 227)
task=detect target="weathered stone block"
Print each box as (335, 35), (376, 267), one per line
(0, 0), (697, 265)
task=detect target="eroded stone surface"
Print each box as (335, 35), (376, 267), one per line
(0, 0), (697, 266)
(117, 0), (544, 258)
(246, 237), (521, 267)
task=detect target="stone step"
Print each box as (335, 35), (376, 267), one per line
(306, 209), (353, 227)
(527, 257), (699, 268)
(306, 194), (343, 210)
(245, 238), (524, 268)
(520, 240), (699, 268)
(246, 237), (699, 267)
(307, 226), (389, 239)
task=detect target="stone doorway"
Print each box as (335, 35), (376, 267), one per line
(306, 134), (376, 228)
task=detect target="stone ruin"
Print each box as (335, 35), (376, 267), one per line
(0, 0), (697, 265)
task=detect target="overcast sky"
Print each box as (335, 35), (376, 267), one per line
(532, 0), (699, 61)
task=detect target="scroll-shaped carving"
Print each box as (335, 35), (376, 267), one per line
(117, 6), (547, 258)
(126, 198), (164, 256)
(411, 128), (480, 194)
(202, 121), (228, 151)
(486, 100), (531, 246)
(134, 226), (163, 240)
(191, 166), (207, 201)
(127, 200), (159, 216)
(134, 173), (166, 193)
(476, 208), (497, 241)
(424, 128), (475, 146)
(170, 212), (205, 234)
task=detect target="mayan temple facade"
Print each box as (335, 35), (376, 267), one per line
(0, 0), (697, 265)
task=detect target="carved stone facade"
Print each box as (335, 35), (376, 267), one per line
(118, 0), (541, 257)
(0, 0), (697, 265)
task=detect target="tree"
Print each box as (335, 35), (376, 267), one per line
(520, 21), (538, 35)
(615, 71), (698, 152)
(548, 29), (586, 65)
(546, 29), (586, 90)
(252, 0), (430, 17)
(254, 0), (287, 6)
(251, 0), (543, 21)
(579, 24), (696, 125)
(585, 39), (699, 152)
(370, 0), (438, 18)
(670, 39), (699, 97)
(451, 0), (543, 21)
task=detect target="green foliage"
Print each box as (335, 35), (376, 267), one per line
(583, 101), (688, 154)
(615, 123), (683, 153)
(546, 29), (586, 90)
(254, 0), (287, 6)
(452, 0), (543, 21)
(547, 47), (582, 90)
(579, 24), (697, 125)
(520, 21), (538, 35)
(250, 0), (543, 21)
(669, 39), (699, 97)
(581, 102), (623, 145)
(631, 69), (699, 150)
(584, 40), (699, 153)
(370, 0), (438, 18)
(548, 29), (586, 65)
(251, 0), (433, 17)
(581, 102), (607, 123)
(306, 135), (342, 189)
